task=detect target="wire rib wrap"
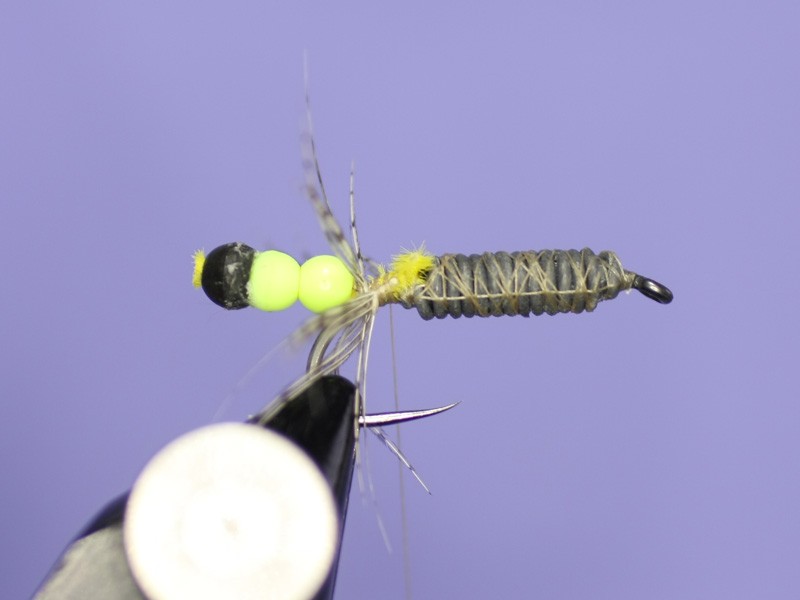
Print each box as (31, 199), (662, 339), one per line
(402, 248), (635, 320)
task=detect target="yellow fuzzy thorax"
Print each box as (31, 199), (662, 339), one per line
(373, 247), (435, 301)
(192, 249), (206, 288)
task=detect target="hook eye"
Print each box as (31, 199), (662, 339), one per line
(632, 275), (674, 304)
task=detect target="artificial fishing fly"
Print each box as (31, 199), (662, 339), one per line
(194, 243), (672, 323)
(193, 105), (673, 430)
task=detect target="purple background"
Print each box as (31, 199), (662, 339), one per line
(3, 3), (799, 599)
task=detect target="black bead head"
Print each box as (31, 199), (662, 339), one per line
(200, 242), (256, 309)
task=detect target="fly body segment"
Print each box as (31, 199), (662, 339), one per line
(193, 110), (674, 429)
(400, 248), (673, 320)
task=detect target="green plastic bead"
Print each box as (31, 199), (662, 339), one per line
(298, 255), (354, 313)
(247, 250), (300, 311)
